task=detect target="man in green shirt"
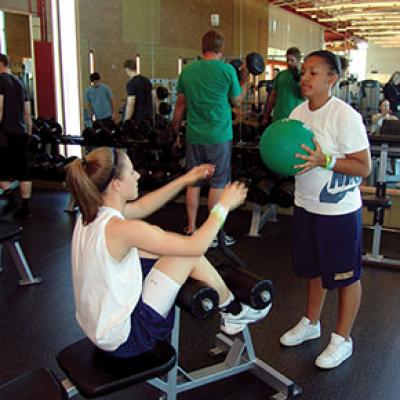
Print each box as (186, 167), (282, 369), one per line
(261, 47), (303, 124)
(172, 30), (248, 246)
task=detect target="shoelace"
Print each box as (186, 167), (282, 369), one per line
(290, 321), (309, 335)
(321, 343), (341, 359)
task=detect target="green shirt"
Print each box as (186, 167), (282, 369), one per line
(272, 69), (303, 122)
(177, 59), (241, 144)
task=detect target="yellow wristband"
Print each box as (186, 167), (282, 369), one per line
(210, 203), (228, 229)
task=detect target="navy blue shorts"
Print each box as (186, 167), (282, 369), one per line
(185, 141), (231, 188)
(292, 206), (363, 289)
(106, 258), (175, 358)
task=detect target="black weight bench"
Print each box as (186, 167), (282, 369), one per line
(362, 192), (400, 268)
(0, 222), (42, 285)
(0, 367), (67, 400)
(57, 338), (176, 398)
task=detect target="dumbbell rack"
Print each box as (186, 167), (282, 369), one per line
(148, 307), (301, 400)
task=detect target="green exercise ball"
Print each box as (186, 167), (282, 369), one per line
(259, 119), (315, 177)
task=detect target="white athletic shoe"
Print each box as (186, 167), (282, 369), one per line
(280, 316), (321, 347)
(220, 303), (272, 335)
(315, 333), (353, 369)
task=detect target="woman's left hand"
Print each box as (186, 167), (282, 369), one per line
(294, 137), (326, 175)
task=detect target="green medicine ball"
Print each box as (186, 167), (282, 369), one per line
(259, 119), (315, 177)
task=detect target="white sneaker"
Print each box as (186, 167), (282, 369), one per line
(220, 303), (272, 335)
(210, 234), (236, 248)
(280, 316), (321, 347)
(315, 333), (353, 369)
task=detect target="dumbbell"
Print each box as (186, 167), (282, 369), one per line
(273, 180), (295, 208)
(230, 52), (265, 81)
(217, 263), (274, 309)
(248, 177), (276, 205)
(156, 86), (169, 100)
(177, 279), (219, 319)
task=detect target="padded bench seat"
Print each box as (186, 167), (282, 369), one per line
(56, 337), (176, 398)
(0, 221), (41, 285)
(0, 222), (23, 242)
(363, 195), (392, 210)
(0, 368), (66, 400)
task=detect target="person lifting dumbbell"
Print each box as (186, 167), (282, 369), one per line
(172, 30), (249, 248)
(261, 47), (303, 125)
(66, 147), (271, 358)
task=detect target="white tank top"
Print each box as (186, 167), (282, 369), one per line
(71, 207), (142, 351)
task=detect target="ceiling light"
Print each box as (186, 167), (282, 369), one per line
(297, 2), (400, 12)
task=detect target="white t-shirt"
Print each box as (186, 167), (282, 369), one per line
(71, 207), (142, 351)
(290, 97), (369, 215)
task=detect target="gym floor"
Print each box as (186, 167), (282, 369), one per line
(1, 189), (400, 400)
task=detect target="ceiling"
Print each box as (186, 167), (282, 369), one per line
(269, 1), (400, 48)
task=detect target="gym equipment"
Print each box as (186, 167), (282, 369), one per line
(0, 221), (41, 286)
(230, 52), (265, 81)
(359, 79), (380, 122)
(363, 142), (400, 270)
(259, 119), (315, 176)
(248, 177), (276, 206)
(217, 263), (274, 309)
(273, 179), (295, 208)
(246, 52), (265, 76)
(159, 102), (172, 116)
(156, 86), (169, 100)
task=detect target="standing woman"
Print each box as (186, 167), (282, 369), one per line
(66, 148), (270, 358)
(383, 71), (400, 117)
(279, 51), (371, 369)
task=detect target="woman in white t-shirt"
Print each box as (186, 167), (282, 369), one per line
(279, 51), (371, 370)
(66, 147), (271, 358)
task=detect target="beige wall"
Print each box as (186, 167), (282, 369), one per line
(366, 43), (400, 84)
(5, 12), (31, 61)
(79, 0), (268, 109)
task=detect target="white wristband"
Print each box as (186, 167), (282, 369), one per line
(210, 203), (228, 228)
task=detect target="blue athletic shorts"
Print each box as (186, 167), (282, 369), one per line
(106, 258), (175, 358)
(292, 206), (363, 289)
(185, 141), (231, 188)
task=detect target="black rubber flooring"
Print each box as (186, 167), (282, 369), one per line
(1, 189), (400, 400)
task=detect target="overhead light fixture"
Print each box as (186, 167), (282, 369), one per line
(358, 30), (400, 36)
(348, 25), (400, 30)
(351, 18), (400, 25)
(319, 12), (400, 22)
(298, 2), (400, 12)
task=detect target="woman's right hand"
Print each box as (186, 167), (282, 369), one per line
(219, 181), (248, 211)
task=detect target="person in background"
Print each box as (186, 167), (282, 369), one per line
(261, 47), (303, 125)
(370, 98), (398, 134)
(0, 53), (33, 219)
(84, 72), (116, 128)
(383, 71), (400, 117)
(123, 59), (153, 125)
(172, 30), (248, 248)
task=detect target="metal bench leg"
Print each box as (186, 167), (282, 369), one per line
(6, 240), (42, 285)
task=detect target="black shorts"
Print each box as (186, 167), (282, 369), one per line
(292, 206), (363, 289)
(0, 132), (30, 181)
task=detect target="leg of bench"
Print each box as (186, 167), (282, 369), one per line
(5, 240), (42, 285)
(0, 244), (3, 272)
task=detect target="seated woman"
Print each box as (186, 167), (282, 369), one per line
(370, 99), (398, 134)
(66, 147), (270, 358)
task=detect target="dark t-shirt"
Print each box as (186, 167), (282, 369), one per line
(126, 75), (153, 121)
(0, 72), (27, 134)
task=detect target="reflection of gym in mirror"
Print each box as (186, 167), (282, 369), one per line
(0, 10), (36, 116)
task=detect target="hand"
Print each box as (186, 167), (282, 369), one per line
(294, 137), (326, 175)
(219, 181), (248, 211)
(240, 65), (249, 85)
(185, 164), (215, 185)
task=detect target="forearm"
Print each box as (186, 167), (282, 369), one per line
(25, 114), (32, 135)
(124, 102), (134, 120)
(124, 174), (189, 219)
(262, 94), (275, 120)
(332, 154), (371, 178)
(172, 106), (185, 131)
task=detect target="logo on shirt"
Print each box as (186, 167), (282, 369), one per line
(319, 172), (362, 204)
